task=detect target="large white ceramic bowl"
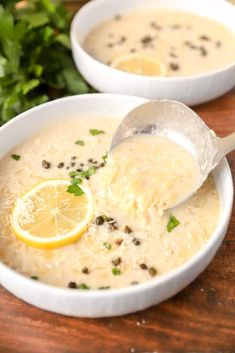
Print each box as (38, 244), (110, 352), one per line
(0, 94), (233, 317)
(71, 0), (235, 106)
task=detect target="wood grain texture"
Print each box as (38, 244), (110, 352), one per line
(0, 2), (235, 353)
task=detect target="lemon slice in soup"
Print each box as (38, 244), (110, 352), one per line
(11, 179), (93, 249)
(111, 53), (167, 76)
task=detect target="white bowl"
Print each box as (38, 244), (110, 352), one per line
(0, 94), (233, 317)
(71, 0), (235, 106)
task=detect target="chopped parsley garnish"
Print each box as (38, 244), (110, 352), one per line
(167, 215), (180, 232)
(69, 171), (77, 177)
(30, 276), (38, 280)
(75, 140), (85, 146)
(67, 184), (84, 196)
(11, 154), (21, 161)
(99, 286), (110, 290)
(89, 129), (105, 136)
(102, 152), (108, 164)
(103, 242), (112, 250)
(67, 166), (97, 196)
(86, 166), (97, 177)
(78, 283), (90, 290)
(112, 267), (121, 276)
(69, 166), (97, 179)
(71, 178), (82, 185)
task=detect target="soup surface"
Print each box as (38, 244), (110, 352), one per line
(0, 117), (219, 289)
(104, 134), (200, 213)
(83, 9), (235, 77)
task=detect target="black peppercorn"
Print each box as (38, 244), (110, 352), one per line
(141, 35), (153, 45)
(148, 267), (157, 277)
(169, 62), (179, 71)
(112, 257), (122, 266)
(68, 281), (77, 289)
(140, 263), (148, 270)
(95, 216), (105, 225)
(133, 237), (141, 246)
(124, 225), (133, 234)
(109, 222), (118, 231)
(42, 160), (51, 169)
(82, 267), (89, 275)
(116, 239), (123, 246)
(57, 162), (64, 169)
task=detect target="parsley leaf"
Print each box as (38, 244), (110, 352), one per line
(70, 166), (97, 179)
(67, 184), (84, 197)
(86, 166), (97, 176)
(69, 171), (77, 178)
(11, 154), (21, 161)
(67, 166), (97, 196)
(71, 177), (82, 185)
(112, 267), (121, 276)
(75, 139), (85, 146)
(167, 215), (180, 232)
(102, 152), (108, 164)
(103, 242), (112, 250)
(89, 129), (105, 136)
(77, 283), (90, 290)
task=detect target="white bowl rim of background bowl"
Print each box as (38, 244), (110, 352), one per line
(71, 0), (235, 82)
(0, 93), (233, 317)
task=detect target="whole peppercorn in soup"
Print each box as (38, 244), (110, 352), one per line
(0, 117), (219, 289)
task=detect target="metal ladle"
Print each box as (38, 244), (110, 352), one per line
(110, 100), (235, 208)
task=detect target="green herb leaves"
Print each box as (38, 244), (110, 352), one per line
(67, 184), (84, 197)
(67, 176), (83, 196)
(77, 283), (90, 290)
(71, 177), (82, 185)
(89, 129), (105, 136)
(103, 242), (112, 250)
(112, 267), (121, 276)
(67, 166), (97, 197)
(75, 139), (85, 146)
(167, 215), (180, 232)
(102, 152), (108, 164)
(67, 177), (84, 196)
(0, 0), (90, 125)
(69, 166), (97, 180)
(11, 154), (21, 161)
(30, 275), (38, 280)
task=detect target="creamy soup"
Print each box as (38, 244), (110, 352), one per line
(101, 134), (200, 214)
(0, 117), (219, 289)
(83, 9), (235, 77)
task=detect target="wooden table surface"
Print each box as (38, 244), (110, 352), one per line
(0, 2), (235, 353)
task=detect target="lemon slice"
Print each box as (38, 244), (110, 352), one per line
(111, 53), (167, 76)
(11, 179), (93, 249)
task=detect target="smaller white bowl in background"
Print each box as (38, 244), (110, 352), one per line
(0, 94), (233, 317)
(71, 0), (235, 106)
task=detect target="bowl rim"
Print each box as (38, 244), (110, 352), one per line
(0, 93), (233, 299)
(71, 0), (235, 82)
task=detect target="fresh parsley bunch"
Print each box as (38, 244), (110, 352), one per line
(0, 0), (90, 125)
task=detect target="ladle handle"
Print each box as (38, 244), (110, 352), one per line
(215, 132), (235, 164)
